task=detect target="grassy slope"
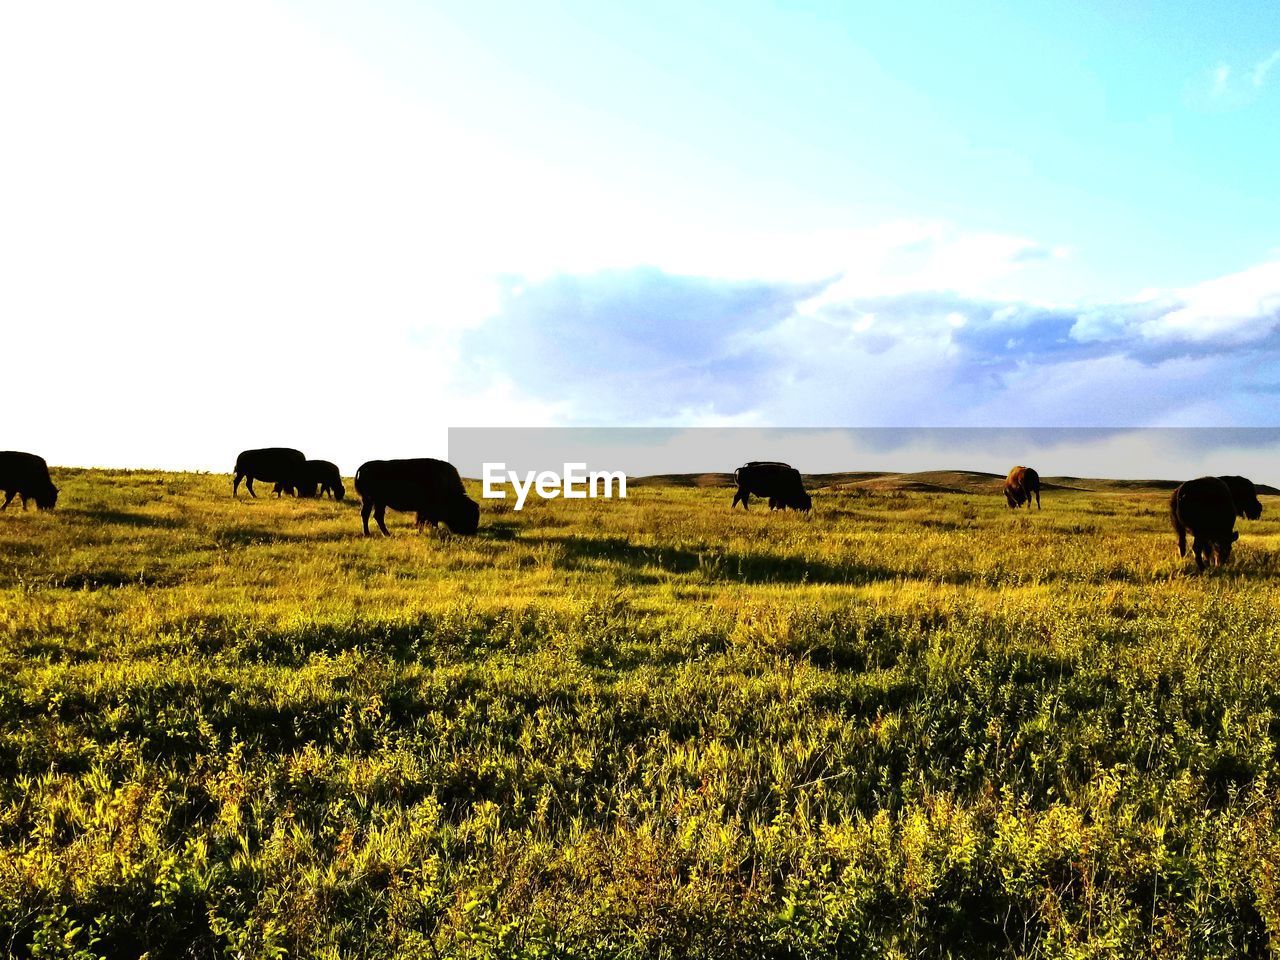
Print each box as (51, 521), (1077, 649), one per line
(2, 470), (1280, 957)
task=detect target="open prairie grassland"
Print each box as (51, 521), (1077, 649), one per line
(4, 469), (1280, 958)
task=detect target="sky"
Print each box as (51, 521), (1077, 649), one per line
(3, 1), (1280, 472)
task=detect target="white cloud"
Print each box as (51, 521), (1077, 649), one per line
(1138, 260), (1280, 345)
(1211, 63), (1231, 96)
(460, 249), (1280, 431)
(1254, 49), (1280, 87)
(1197, 52), (1279, 104)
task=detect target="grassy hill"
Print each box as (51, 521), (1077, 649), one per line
(2, 469), (1280, 957)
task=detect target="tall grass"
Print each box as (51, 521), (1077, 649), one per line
(1, 470), (1278, 957)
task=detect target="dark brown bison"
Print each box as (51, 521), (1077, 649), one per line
(1171, 476), (1238, 570)
(731, 461), (812, 511)
(303, 460), (345, 501)
(1004, 465), (1040, 510)
(354, 458), (480, 536)
(233, 447), (307, 498)
(276, 460), (346, 500)
(0, 451), (58, 511)
(1217, 475), (1262, 520)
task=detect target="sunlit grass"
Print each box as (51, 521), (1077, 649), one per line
(1, 469), (1278, 957)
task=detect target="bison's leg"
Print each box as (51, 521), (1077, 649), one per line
(245, 477), (257, 498)
(233, 473), (242, 498)
(1192, 536), (1207, 571)
(20, 494), (28, 511)
(1174, 521), (1187, 557)
(360, 499), (373, 536)
(1034, 487), (1041, 509)
(0, 490), (13, 511)
(374, 504), (390, 537)
(732, 488), (748, 509)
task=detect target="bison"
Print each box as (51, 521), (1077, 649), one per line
(1217, 475), (1263, 520)
(0, 451), (58, 511)
(354, 458), (480, 536)
(303, 460), (345, 501)
(731, 461), (812, 512)
(275, 460), (346, 500)
(1004, 466), (1041, 510)
(233, 447), (307, 498)
(1171, 476), (1238, 570)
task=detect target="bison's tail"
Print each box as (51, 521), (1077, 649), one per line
(1168, 490), (1187, 555)
(1169, 488), (1182, 531)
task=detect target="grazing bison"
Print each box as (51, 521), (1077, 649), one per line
(275, 460), (346, 500)
(233, 447), (307, 498)
(731, 461), (812, 512)
(354, 458), (480, 536)
(1217, 475), (1263, 520)
(1004, 465), (1041, 510)
(0, 451), (58, 511)
(303, 460), (345, 501)
(1171, 476), (1238, 570)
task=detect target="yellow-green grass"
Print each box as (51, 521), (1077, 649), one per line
(2, 469), (1280, 958)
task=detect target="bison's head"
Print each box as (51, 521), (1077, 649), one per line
(445, 495), (480, 535)
(333, 482), (346, 502)
(1245, 500), (1263, 520)
(35, 482), (58, 510)
(1213, 530), (1240, 566)
(793, 490), (813, 512)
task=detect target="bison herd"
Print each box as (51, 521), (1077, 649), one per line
(0, 448), (1270, 570)
(233, 448), (345, 501)
(233, 448), (480, 537)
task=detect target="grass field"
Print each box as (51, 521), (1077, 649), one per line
(3, 468), (1280, 958)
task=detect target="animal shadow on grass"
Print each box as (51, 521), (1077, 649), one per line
(530, 535), (924, 586)
(480, 520), (520, 541)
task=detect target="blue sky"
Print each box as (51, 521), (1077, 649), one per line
(2, 2), (1279, 469)
(303, 0), (1280, 293)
